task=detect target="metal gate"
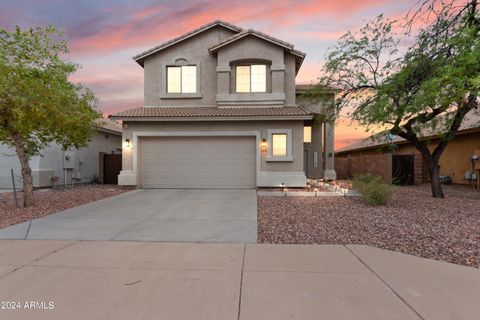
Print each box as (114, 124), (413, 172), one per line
(392, 155), (414, 185)
(104, 154), (122, 184)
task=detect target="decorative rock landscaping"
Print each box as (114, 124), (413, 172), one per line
(258, 184), (480, 268)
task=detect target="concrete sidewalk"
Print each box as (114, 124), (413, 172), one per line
(0, 241), (478, 320)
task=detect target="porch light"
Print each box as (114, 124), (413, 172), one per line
(125, 139), (130, 148)
(280, 182), (287, 196)
(261, 139), (267, 152)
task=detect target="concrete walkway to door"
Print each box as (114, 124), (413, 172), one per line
(0, 189), (257, 242)
(0, 241), (478, 320)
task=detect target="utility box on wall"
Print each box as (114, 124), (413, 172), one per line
(474, 149), (480, 170)
(63, 151), (76, 169)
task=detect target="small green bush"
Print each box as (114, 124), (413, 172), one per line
(352, 174), (392, 206)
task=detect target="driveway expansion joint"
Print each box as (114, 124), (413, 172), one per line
(237, 243), (246, 320)
(24, 220), (32, 240)
(344, 245), (426, 320)
(0, 241), (75, 281)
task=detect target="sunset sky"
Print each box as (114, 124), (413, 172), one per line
(0, 0), (419, 149)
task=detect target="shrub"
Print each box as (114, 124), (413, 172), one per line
(352, 174), (392, 206)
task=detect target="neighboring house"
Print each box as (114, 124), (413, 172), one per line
(0, 120), (122, 190)
(335, 110), (480, 185)
(109, 20), (336, 189)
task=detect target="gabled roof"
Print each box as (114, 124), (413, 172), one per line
(336, 109), (480, 154)
(133, 20), (242, 66)
(209, 29), (306, 73)
(209, 29), (299, 54)
(109, 106), (313, 120)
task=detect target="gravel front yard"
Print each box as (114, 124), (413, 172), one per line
(258, 184), (480, 268)
(0, 185), (132, 229)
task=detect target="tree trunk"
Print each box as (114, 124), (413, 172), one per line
(425, 158), (445, 199)
(12, 133), (34, 207)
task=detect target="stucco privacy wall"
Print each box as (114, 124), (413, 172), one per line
(0, 131), (121, 189)
(0, 144), (22, 189)
(395, 133), (480, 185)
(120, 120), (306, 187)
(336, 131), (480, 185)
(39, 131), (122, 186)
(143, 26), (236, 106)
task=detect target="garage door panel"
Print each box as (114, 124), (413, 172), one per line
(140, 136), (256, 189)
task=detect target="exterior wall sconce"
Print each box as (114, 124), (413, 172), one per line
(261, 139), (267, 153)
(125, 139), (130, 148)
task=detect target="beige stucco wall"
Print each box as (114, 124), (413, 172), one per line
(215, 36), (294, 105)
(142, 26), (300, 107)
(302, 124), (324, 178)
(284, 54), (296, 105)
(121, 120), (304, 174)
(143, 26), (236, 106)
(336, 130), (480, 185)
(395, 132), (480, 185)
(0, 130), (122, 189)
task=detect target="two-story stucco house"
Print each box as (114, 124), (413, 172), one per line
(110, 20), (336, 189)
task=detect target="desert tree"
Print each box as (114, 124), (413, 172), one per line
(0, 25), (101, 206)
(309, 0), (479, 198)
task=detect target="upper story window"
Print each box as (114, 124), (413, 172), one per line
(236, 64), (266, 93)
(167, 65), (197, 93)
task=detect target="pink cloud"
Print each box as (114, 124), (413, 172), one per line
(68, 0), (392, 55)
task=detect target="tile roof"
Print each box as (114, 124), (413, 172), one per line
(109, 106), (313, 119)
(93, 118), (122, 134)
(336, 109), (480, 153)
(133, 20), (242, 64)
(133, 20), (306, 68)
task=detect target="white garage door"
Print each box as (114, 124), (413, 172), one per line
(139, 136), (256, 189)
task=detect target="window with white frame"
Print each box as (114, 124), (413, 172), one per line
(272, 134), (287, 156)
(304, 126), (312, 143)
(167, 65), (197, 93)
(236, 64), (266, 93)
(267, 129), (293, 161)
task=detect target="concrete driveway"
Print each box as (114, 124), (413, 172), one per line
(0, 189), (257, 242)
(0, 241), (479, 320)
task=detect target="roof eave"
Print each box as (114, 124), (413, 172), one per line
(133, 21), (242, 66)
(335, 126), (480, 154)
(108, 115), (313, 121)
(95, 126), (122, 135)
(209, 32), (293, 53)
